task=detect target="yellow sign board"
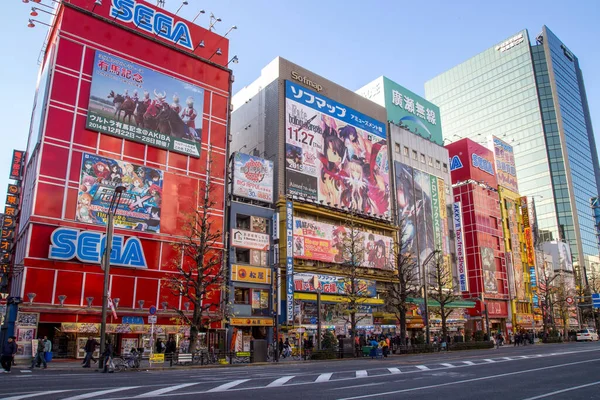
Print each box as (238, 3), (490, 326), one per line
(231, 265), (271, 284)
(150, 353), (165, 363)
(230, 317), (274, 326)
(293, 292), (384, 305)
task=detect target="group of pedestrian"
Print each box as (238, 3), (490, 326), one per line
(1, 336), (17, 373)
(511, 330), (533, 346)
(30, 336), (52, 369)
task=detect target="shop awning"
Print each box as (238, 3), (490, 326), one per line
(407, 297), (476, 309)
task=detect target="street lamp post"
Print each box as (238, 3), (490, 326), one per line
(99, 186), (126, 369)
(421, 250), (439, 345)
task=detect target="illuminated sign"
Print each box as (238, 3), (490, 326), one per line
(286, 201), (294, 323)
(231, 265), (271, 284)
(48, 227), (147, 268)
(449, 155), (463, 171)
(471, 153), (494, 176)
(9, 150), (25, 181)
(111, 0), (193, 50)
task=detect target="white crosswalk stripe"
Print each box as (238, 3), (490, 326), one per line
(355, 370), (368, 377)
(267, 376), (295, 387)
(2, 391), (70, 400)
(61, 387), (139, 400)
(463, 361), (475, 365)
(440, 363), (455, 368)
(483, 358), (496, 363)
(315, 372), (333, 382)
(416, 365), (430, 370)
(387, 367), (401, 374)
(134, 383), (198, 398)
(206, 379), (250, 393)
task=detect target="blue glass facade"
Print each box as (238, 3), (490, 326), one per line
(425, 26), (600, 280)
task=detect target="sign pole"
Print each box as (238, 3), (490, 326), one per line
(99, 211), (114, 369)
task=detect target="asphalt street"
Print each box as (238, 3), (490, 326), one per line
(1, 342), (600, 399)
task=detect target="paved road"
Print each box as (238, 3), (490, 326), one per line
(1, 342), (600, 399)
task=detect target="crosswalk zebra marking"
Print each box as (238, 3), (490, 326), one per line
(206, 379), (250, 393)
(267, 376), (295, 387)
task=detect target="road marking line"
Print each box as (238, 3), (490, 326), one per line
(315, 373), (333, 382)
(135, 383), (198, 397)
(2, 391), (71, 400)
(61, 387), (140, 400)
(501, 357), (512, 360)
(483, 359), (496, 363)
(19, 370), (31, 373)
(463, 361), (475, 365)
(266, 376), (295, 387)
(387, 368), (401, 374)
(336, 358), (600, 400)
(206, 379), (250, 393)
(416, 365), (430, 370)
(440, 363), (455, 368)
(356, 370), (368, 378)
(521, 380), (600, 400)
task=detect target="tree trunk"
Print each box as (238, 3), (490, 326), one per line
(441, 305), (447, 342)
(350, 311), (356, 357)
(399, 305), (407, 346)
(188, 299), (203, 353)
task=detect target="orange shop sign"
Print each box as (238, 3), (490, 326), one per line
(230, 318), (274, 327)
(231, 265), (271, 284)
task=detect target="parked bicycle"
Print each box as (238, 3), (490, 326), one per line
(113, 347), (144, 372)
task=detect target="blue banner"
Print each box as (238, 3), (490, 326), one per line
(285, 81), (385, 139)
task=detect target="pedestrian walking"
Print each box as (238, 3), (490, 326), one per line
(102, 340), (114, 373)
(36, 336), (52, 367)
(30, 338), (47, 369)
(82, 336), (98, 368)
(155, 338), (164, 354)
(165, 337), (177, 363)
(278, 338), (284, 358)
(1, 336), (17, 373)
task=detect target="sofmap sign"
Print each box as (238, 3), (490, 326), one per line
(453, 202), (468, 292)
(110, 0), (193, 50)
(48, 227), (147, 268)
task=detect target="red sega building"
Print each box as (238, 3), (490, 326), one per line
(446, 138), (509, 336)
(8, 0), (231, 358)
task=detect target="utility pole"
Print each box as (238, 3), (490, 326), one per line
(99, 186), (125, 369)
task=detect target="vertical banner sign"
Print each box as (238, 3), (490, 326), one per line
(286, 201), (294, 323)
(430, 175), (442, 251)
(453, 202), (468, 291)
(520, 196), (534, 265)
(438, 178), (449, 254)
(9, 150), (25, 181)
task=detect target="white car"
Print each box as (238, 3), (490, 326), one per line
(576, 328), (599, 341)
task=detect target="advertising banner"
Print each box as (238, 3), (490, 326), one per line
(230, 229), (270, 251)
(481, 247), (497, 293)
(232, 152), (274, 203)
(77, 153), (163, 232)
(452, 202), (468, 292)
(231, 265), (271, 285)
(293, 273), (376, 297)
(430, 175), (442, 251)
(394, 162), (417, 257)
(9, 150), (25, 181)
(506, 198), (525, 300)
(413, 169), (435, 264)
(284, 80), (389, 217)
(292, 216), (393, 270)
(286, 201), (294, 323)
(86, 51), (203, 158)
(490, 136), (518, 193)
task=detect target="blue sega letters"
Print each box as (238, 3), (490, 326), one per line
(49, 227), (147, 268)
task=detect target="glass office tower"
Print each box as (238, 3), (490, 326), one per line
(425, 26), (600, 283)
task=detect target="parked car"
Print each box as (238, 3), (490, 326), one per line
(576, 328), (599, 341)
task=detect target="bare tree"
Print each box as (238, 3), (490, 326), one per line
(166, 171), (227, 353)
(537, 263), (560, 336)
(384, 219), (419, 345)
(427, 251), (462, 341)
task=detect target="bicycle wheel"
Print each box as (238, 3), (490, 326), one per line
(112, 358), (126, 373)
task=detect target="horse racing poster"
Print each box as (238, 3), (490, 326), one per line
(86, 50), (203, 158)
(77, 152), (163, 233)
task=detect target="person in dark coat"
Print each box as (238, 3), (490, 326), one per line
(278, 338), (284, 358)
(82, 336), (99, 368)
(102, 340), (114, 373)
(1, 336), (17, 373)
(30, 338), (47, 369)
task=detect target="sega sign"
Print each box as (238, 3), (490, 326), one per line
(471, 153), (495, 176)
(49, 227), (147, 268)
(111, 0), (193, 50)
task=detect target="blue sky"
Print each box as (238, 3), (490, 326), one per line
(2, 0), (599, 196)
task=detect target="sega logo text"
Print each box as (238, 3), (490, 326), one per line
(49, 227), (147, 268)
(471, 153), (495, 176)
(111, 0), (193, 50)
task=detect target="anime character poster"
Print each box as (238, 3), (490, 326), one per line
(413, 169), (435, 266)
(292, 216), (393, 270)
(232, 152), (274, 203)
(285, 81), (390, 217)
(394, 162), (417, 258)
(481, 247), (497, 293)
(86, 50), (203, 158)
(77, 152), (163, 232)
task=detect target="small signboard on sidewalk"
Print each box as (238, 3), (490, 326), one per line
(150, 353), (164, 363)
(148, 315), (157, 324)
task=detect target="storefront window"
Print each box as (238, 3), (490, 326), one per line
(235, 288), (250, 304)
(251, 289), (270, 316)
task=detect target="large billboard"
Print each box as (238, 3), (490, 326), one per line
(506, 198), (526, 300)
(77, 153), (163, 232)
(284, 81), (390, 217)
(232, 152), (274, 203)
(86, 50), (203, 158)
(490, 136), (518, 193)
(292, 217), (393, 270)
(394, 162), (445, 264)
(293, 273), (376, 297)
(482, 247), (497, 293)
